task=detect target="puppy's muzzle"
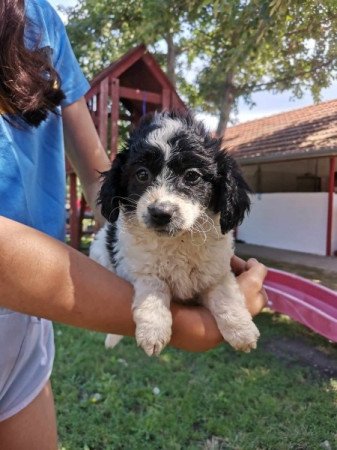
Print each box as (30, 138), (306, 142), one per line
(146, 201), (181, 233)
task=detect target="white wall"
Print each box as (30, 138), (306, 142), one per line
(237, 193), (337, 255)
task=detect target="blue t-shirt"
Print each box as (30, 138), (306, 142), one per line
(0, 0), (90, 240)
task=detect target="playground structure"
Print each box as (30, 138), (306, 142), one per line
(67, 44), (186, 249)
(265, 268), (337, 343)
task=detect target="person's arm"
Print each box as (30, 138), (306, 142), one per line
(0, 215), (219, 351)
(0, 216), (267, 352)
(62, 96), (110, 227)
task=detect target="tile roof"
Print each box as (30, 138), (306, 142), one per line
(223, 99), (337, 164)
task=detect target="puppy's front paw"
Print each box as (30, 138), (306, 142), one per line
(219, 318), (260, 353)
(134, 308), (172, 356)
(136, 325), (172, 356)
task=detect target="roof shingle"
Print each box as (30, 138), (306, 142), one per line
(223, 99), (337, 163)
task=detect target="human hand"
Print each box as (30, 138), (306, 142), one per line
(231, 255), (268, 316)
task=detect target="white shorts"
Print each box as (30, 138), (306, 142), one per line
(0, 308), (54, 422)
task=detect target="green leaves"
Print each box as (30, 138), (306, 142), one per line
(65, 0), (337, 134)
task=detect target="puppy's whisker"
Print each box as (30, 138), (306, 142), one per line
(190, 218), (211, 236)
(189, 223), (208, 246)
(187, 213), (220, 245)
(122, 211), (137, 227)
(112, 196), (139, 206)
(197, 212), (219, 238)
(107, 205), (121, 223)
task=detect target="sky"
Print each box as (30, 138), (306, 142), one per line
(49, 0), (337, 130)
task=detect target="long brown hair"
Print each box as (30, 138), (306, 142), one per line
(0, 0), (65, 127)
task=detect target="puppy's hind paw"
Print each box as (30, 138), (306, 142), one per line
(105, 334), (123, 349)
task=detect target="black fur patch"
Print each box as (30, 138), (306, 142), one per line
(105, 223), (120, 268)
(124, 145), (165, 209)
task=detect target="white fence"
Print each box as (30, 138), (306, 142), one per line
(237, 193), (337, 256)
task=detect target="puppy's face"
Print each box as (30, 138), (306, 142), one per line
(99, 112), (251, 236)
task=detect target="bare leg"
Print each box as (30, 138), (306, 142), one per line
(0, 381), (58, 450)
(204, 272), (260, 352)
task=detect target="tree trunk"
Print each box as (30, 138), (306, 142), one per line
(216, 72), (235, 137)
(166, 32), (176, 88)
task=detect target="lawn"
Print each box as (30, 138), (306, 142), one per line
(54, 239), (337, 449)
(54, 309), (337, 450)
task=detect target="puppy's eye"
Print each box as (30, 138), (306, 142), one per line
(183, 169), (202, 185)
(135, 168), (151, 183)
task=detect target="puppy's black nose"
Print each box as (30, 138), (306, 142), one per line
(148, 204), (174, 226)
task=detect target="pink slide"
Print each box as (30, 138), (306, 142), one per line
(264, 268), (337, 342)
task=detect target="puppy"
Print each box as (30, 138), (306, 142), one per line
(90, 111), (260, 356)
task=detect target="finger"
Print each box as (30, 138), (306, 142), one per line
(248, 290), (268, 316)
(260, 287), (269, 307)
(237, 260), (268, 294)
(230, 255), (247, 275)
(246, 258), (268, 279)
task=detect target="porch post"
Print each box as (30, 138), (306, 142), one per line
(326, 156), (336, 256)
(110, 77), (120, 159)
(162, 88), (170, 110)
(98, 78), (109, 150)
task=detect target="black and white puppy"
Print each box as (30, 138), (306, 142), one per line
(90, 111), (260, 356)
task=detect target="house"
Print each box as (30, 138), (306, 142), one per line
(224, 99), (337, 256)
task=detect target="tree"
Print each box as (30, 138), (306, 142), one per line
(64, 0), (191, 86)
(64, 0), (337, 134)
(185, 0), (337, 134)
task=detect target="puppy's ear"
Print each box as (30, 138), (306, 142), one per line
(215, 151), (251, 234)
(98, 151), (127, 223)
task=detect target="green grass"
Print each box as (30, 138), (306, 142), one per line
(56, 241), (337, 449)
(53, 312), (337, 450)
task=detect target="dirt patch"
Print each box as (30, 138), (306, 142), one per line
(262, 336), (337, 379)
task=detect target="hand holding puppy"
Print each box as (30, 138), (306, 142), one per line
(232, 256), (268, 316)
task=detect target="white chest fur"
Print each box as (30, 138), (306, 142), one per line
(111, 214), (234, 301)
(90, 214), (259, 356)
